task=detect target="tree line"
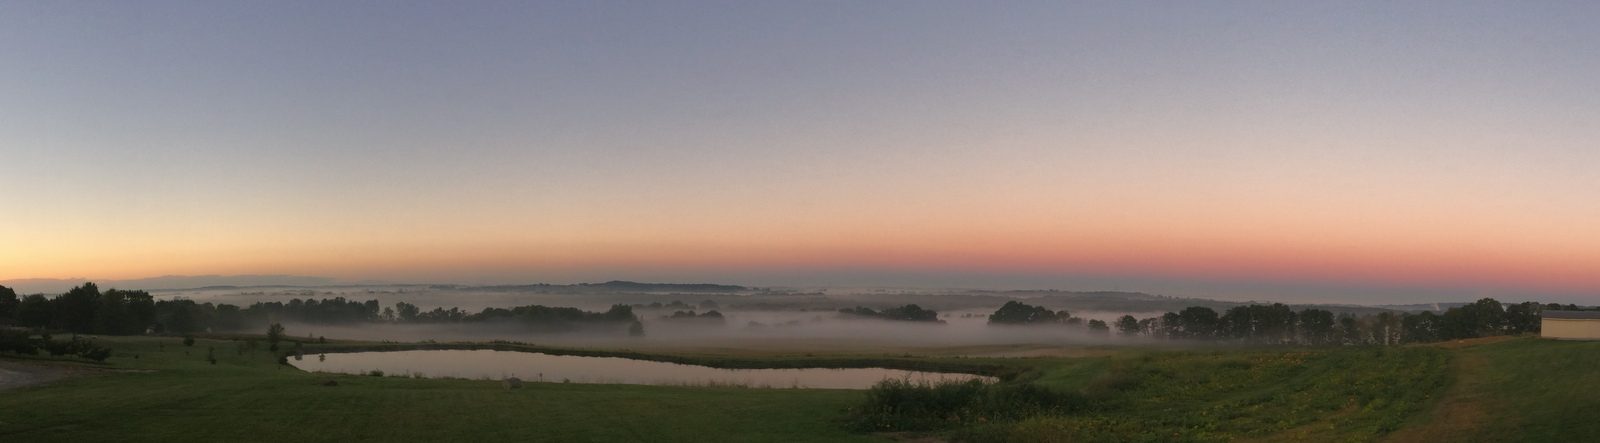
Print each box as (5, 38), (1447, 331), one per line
(839, 304), (943, 322)
(0, 283), (641, 336)
(989, 298), (1570, 345)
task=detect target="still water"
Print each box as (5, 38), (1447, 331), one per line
(290, 350), (992, 389)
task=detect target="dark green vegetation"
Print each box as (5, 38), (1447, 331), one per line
(1388, 337), (1600, 442)
(2, 335), (1598, 442)
(900, 346), (1453, 442)
(661, 310), (727, 323)
(988, 300), (1074, 325)
(0, 336), (879, 442)
(994, 298), (1554, 345)
(0, 329), (112, 361)
(0, 283), (641, 335)
(839, 304), (941, 322)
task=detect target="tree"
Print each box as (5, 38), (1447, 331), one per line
(1372, 312), (1402, 346)
(17, 294), (52, 328)
(212, 303), (242, 331)
(1440, 298), (1506, 339)
(1402, 311), (1440, 343)
(1258, 304), (1298, 344)
(125, 290), (156, 333)
(1087, 319), (1110, 335)
(1298, 309), (1336, 345)
(628, 320), (644, 337)
(1176, 307), (1219, 339)
(54, 283), (101, 333)
(1504, 302), (1542, 334)
(0, 285), (17, 322)
(880, 304), (939, 322)
(1337, 315), (1362, 345)
(267, 323), (285, 352)
(93, 289), (132, 334)
(162, 300), (200, 334)
(1138, 317), (1161, 337)
(1159, 312), (1182, 338)
(1115, 315), (1140, 336)
(395, 302), (420, 322)
(987, 301), (1061, 325)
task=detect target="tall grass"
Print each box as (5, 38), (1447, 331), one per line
(847, 378), (1087, 432)
(853, 346), (1453, 441)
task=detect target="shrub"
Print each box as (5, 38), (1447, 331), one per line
(0, 330), (41, 355)
(847, 378), (1087, 432)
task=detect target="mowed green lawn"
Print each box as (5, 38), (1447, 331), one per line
(952, 346), (1453, 442)
(0, 337), (881, 443)
(3, 335), (1597, 442)
(1390, 336), (1600, 442)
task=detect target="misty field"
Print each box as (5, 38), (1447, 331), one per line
(2, 335), (1598, 442)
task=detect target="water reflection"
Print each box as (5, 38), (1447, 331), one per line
(290, 350), (992, 389)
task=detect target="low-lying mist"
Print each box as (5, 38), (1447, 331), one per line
(270, 308), (1163, 352)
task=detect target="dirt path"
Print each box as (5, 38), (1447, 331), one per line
(1381, 340), (1502, 442)
(0, 359), (107, 391)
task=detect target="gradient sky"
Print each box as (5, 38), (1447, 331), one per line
(2, 1), (1597, 303)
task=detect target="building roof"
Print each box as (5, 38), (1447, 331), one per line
(1543, 310), (1600, 320)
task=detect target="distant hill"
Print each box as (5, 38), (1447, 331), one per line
(1376, 302), (1471, 312)
(475, 280), (748, 293)
(0, 275), (337, 294)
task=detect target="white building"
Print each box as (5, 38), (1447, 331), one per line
(1542, 311), (1600, 340)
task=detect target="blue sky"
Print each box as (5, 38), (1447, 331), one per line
(2, 1), (1597, 303)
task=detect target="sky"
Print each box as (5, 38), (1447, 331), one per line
(2, 1), (1597, 304)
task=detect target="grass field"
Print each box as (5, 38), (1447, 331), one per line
(1, 335), (1595, 442)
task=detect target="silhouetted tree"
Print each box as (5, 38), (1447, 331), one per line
(266, 323), (285, 352)
(0, 285), (17, 323)
(1298, 309), (1336, 345)
(987, 301), (1061, 325)
(1504, 302), (1542, 334)
(1440, 298), (1506, 339)
(1087, 319), (1110, 335)
(1337, 315), (1362, 345)
(1402, 311), (1440, 343)
(1176, 307), (1219, 339)
(840, 305), (941, 322)
(1115, 315), (1140, 336)
(54, 283), (101, 333)
(17, 294), (52, 328)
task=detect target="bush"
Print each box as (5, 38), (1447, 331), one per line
(0, 330), (42, 355)
(4, 332), (111, 361)
(847, 378), (1087, 432)
(81, 346), (112, 362)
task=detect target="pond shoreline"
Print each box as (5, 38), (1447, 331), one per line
(289, 348), (997, 389)
(293, 340), (1018, 379)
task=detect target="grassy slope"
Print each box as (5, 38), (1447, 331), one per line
(959, 346), (1452, 442)
(1385, 337), (1600, 442)
(0, 337), (880, 443)
(3, 336), (1596, 442)
(977, 337), (1600, 442)
(1467, 338), (1600, 440)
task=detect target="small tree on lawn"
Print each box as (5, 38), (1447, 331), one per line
(267, 323), (285, 351)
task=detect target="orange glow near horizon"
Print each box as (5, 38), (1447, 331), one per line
(5, 204), (1596, 296)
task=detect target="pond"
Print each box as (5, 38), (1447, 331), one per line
(289, 350), (992, 389)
